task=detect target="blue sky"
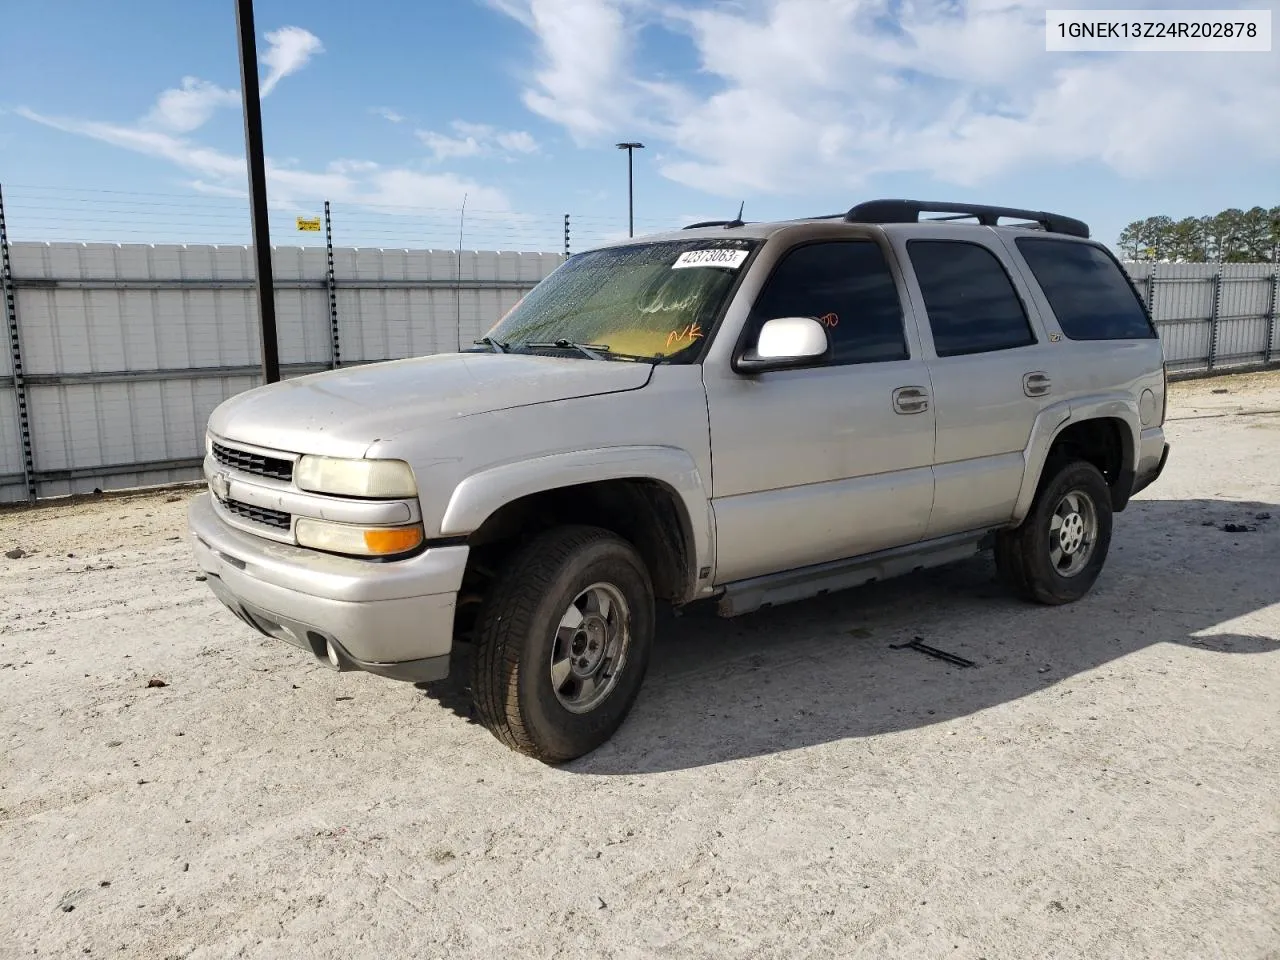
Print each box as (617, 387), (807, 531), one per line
(1, 0), (1277, 252)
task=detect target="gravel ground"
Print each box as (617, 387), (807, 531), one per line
(2, 371), (1278, 960)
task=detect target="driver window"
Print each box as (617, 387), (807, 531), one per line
(748, 241), (908, 364)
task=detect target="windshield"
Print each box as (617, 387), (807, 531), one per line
(481, 238), (760, 361)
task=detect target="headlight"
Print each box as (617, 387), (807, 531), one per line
(295, 518), (424, 557)
(294, 456), (417, 498)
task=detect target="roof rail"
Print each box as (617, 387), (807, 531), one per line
(845, 199), (1090, 239)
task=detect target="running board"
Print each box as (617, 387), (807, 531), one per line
(715, 529), (997, 618)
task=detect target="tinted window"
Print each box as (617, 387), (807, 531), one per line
(907, 241), (1035, 357)
(1016, 238), (1155, 340)
(749, 241), (907, 364)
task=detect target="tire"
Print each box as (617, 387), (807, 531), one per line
(993, 459), (1113, 605)
(470, 525), (655, 763)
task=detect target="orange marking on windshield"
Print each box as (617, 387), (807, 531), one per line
(666, 322), (704, 349)
(818, 313), (839, 328)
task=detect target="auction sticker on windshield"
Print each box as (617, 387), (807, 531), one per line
(672, 249), (750, 269)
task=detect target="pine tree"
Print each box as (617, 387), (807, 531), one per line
(1116, 204), (1277, 262)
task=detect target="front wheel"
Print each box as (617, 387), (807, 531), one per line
(470, 525), (655, 763)
(994, 460), (1114, 605)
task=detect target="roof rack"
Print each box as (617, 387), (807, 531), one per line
(844, 199), (1090, 239)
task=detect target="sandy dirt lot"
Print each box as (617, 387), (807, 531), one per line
(2, 371), (1278, 960)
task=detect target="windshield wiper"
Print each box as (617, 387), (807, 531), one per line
(524, 339), (610, 360)
(473, 336), (509, 354)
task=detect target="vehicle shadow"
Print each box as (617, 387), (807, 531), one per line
(418, 498), (1279, 774)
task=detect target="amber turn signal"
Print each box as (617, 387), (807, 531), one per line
(362, 525), (424, 555)
(295, 519), (424, 557)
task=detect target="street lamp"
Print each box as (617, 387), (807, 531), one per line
(616, 142), (644, 237)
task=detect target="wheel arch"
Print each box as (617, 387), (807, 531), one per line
(1013, 396), (1140, 525)
(439, 446), (714, 604)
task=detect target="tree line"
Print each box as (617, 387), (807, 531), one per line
(1117, 206), (1280, 263)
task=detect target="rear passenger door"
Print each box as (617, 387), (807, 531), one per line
(893, 234), (1057, 539)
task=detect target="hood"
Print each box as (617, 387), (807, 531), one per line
(207, 352), (654, 457)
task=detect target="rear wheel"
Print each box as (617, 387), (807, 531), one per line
(994, 459), (1113, 605)
(470, 525), (654, 763)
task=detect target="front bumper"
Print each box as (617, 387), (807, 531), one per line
(188, 493), (469, 683)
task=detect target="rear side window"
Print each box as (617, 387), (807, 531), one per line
(907, 241), (1035, 357)
(749, 241), (908, 364)
(1016, 238), (1155, 340)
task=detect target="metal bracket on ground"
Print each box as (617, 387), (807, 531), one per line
(889, 637), (977, 668)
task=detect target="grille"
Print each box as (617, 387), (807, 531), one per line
(212, 441), (294, 481)
(223, 498), (291, 531)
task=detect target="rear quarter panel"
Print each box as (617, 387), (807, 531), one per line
(992, 231), (1168, 417)
(992, 231), (1167, 516)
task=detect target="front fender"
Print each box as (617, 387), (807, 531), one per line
(1011, 394), (1141, 525)
(438, 445), (716, 601)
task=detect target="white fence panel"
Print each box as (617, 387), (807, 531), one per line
(270, 246), (332, 367)
(1216, 265), (1276, 369)
(1128, 262), (1278, 373)
(2, 241), (562, 500)
(0, 390), (22, 503)
(1, 244), (21, 501)
(27, 376), (256, 499)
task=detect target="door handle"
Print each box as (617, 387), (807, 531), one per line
(892, 386), (930, 415)
(1023, 372), (1051, 397)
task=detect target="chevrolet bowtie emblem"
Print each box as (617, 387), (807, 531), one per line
(210, 471), (231, 502)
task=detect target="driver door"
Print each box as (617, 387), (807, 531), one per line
(702, 239), (936, 584)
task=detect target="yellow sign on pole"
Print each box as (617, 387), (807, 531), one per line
(296, 217), (322, 232)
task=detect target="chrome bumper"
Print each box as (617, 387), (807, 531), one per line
(188, 493), (468, 682)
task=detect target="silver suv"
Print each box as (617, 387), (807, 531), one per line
(188, 199), (1170, 762)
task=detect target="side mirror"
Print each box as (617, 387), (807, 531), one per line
(733, 316), (831, 374)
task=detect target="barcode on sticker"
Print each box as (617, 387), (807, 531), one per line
(672, 249), (749, 269)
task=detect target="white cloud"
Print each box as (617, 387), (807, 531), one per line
(506, 0), (634, 141)
(327, 158), (381, 175)
(16, 106), (510, 214)
(490, 0), (1280, 196)
(417, 120), (540, 160)
(15, 24), (513, 220)
(18, 108), (245, 179)
(419, 128), (485, 160)
(361, 168), (509, 211)
(143, 77), (240, 133)
(188, 180), (247, 199)
(371, 106), (406, 124)
(495, 129), (539, 154)
(259, 26), (324, 96)
(481, 0), (537, 28)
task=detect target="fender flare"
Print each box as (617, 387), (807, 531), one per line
(1011, 394), (1141, 525)
(438, 445), (715, 602)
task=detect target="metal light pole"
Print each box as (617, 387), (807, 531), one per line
(615, 142), (644, 237)
(235, 0), (280, 384)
